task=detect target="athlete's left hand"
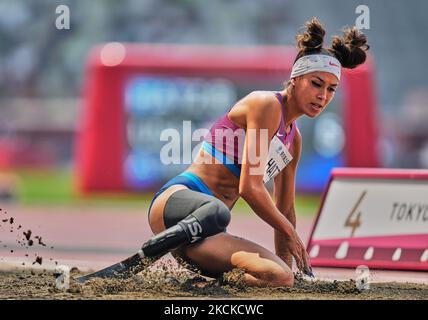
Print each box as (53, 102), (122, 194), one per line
(286, 228), (312, 276)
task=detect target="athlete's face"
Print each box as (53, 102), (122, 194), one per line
(292, 71), (339, 118)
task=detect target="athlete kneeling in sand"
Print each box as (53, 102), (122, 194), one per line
(140, 17), (369, 287)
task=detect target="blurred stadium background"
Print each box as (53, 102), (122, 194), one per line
(0, 0), (427, 214)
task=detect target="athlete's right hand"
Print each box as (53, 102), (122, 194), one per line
(287, 229), (312, 276)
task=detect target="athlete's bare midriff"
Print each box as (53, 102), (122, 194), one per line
(186, 149), (240, 210)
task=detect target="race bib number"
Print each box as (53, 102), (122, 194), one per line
(263, 135), (293, 184)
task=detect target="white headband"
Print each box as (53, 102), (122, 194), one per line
(290, 54), (342, 81)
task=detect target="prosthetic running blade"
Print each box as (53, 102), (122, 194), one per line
(76, 250), (152, 283)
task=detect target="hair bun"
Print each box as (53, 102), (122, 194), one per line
(296, 17), (325, 53)
(330, 26), (370, 69)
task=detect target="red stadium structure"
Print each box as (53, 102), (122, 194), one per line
(75, 43), (379, 193)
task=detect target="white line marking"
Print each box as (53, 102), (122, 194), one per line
(309, 244), (320, 258)
(392, 248), (402, 261)
(335, 241), (349, 260)
(364, 247), (374, 260)
(420, 249), (428, 262)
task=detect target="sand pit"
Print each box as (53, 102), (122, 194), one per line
(1, 205), (427, 300)
(0, 262), (427, 300)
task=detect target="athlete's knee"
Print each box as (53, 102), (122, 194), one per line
(231, 251), (294, 287)
(271, 268), (294, 287)
(262, 261), (293, 287)
(255, 264), (293, 287)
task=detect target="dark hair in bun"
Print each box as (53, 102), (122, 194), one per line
(295, 17), (325, 55)
(329, 26), (370, 69)
(294, 17), (370, 69)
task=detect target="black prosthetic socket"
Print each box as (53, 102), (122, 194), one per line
(140, 215), (200, 258)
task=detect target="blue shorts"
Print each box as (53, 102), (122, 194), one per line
(148, 171), (214, 214)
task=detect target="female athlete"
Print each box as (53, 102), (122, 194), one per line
(141, 17), (369, 287)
